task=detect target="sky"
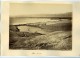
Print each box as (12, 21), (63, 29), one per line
(10, 3), (72, 25)
(10, 3), (72, 17)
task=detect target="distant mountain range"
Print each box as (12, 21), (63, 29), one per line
(10, 12), (72, 19)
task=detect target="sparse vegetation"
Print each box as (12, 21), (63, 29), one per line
(9, 19), (72, 50)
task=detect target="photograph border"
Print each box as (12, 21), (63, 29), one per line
(1, 1), (80, 56)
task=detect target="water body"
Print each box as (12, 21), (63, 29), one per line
(12, 18), (59, 34)
(11, 18), (53, 25)
(18, 26), (47, 34)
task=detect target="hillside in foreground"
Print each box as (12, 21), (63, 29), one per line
(10, 31), (72, 50)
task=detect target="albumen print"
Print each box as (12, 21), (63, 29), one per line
(9, 3), (72, 50)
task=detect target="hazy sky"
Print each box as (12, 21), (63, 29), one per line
(10, 3), (72, 17)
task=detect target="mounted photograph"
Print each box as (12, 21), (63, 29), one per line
(9, 3), (72, 50)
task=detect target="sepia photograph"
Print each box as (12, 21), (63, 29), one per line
(9, 3), (72, 50)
